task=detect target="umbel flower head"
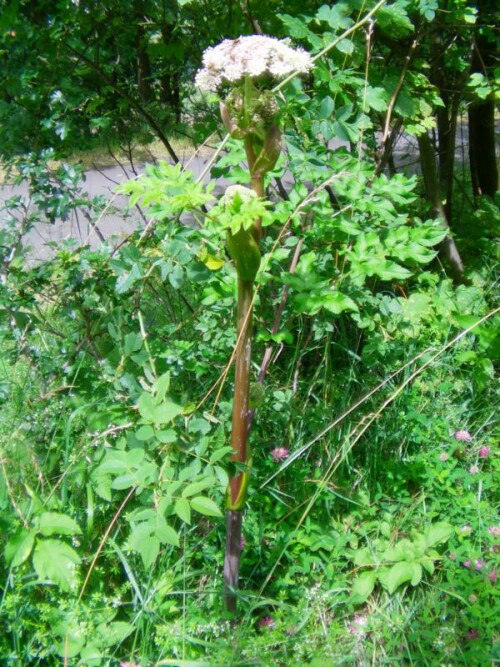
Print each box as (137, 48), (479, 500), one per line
(195, 35), (313, 92)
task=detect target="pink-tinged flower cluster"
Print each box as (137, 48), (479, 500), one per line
(488, 526), (500, 537)
(271, 447), (290, 462)
(454, 429), (473, 442)
(478, 446), (490, 459)
(439, 452), (449, 462)
(469, 464), (479, 475)
(196, 36), (313, 92)
(461, 557), (497, 584)
(348, 614), (368, 636)
(258, 615), (275, 629)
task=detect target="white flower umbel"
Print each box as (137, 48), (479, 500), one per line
(195, 35), (313, 92)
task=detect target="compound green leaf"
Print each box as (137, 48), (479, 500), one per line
(33, 539), (80, 591)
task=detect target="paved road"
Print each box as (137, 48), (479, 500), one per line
(1, 127), (475, 263)
(0, 149), (221, 262)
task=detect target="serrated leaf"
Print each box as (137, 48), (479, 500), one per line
(323, 292), (358, 314)
(352, 570), (377, 601)
(365, 86), (388, 112)
(138, 392), (156, 422)
(203, 254), (225, 271)
(135, 424), (155, 441)
(153, 372), (171, 403)
(174, 497), (191, 524)
(123, 332), (142, 355)
(5, 528), (36, 567)
(190, 496), (223, 518)
(336, 38), (354, 55)
(182, 479), (215, 498)
(153, 401), (183, 425)
(128, 524), (160, 568)
(209, 446), (235, 464)
(38, 512), (82, 537)
(155, 523), (180, 547)
(156, 429), (177, 443)
(33, 539), (80, 591)
(79, 644), (103, 663)
(55, 629), (86, 659)
(111, 474), (135, 490)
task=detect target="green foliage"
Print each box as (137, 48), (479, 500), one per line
(0, 0), (498, 664)
(350, 522), (453, 600)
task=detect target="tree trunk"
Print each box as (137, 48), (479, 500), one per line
(418, 132), (465, 283)
(468, 0), (499, 198)
(160, 18), (181, 122)
(135, 19), (152, 103)
(430, 26), (460, 222)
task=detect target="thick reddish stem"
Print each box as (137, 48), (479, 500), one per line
(223, 167), (264, 615)
(228, 277), (253, 504)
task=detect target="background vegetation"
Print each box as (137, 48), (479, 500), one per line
(0, 0), (498, 665)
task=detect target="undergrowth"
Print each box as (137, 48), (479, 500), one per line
(0, 2), (499, 665)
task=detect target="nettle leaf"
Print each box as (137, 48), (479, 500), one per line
(79, 645), (103, 663)
(376, 3), (414, 37)
(33, 539), (80, 591)
(5, 528), (37, 567)
(190, 496), (223, 518)
(352, 570), (377, 601)
(37, 512), (82, 537)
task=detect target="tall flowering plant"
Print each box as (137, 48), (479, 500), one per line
(196, 35), (312, 613)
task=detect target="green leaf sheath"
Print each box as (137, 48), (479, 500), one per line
(226, 456), (252, 511)
(226, 228), (261, 282)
